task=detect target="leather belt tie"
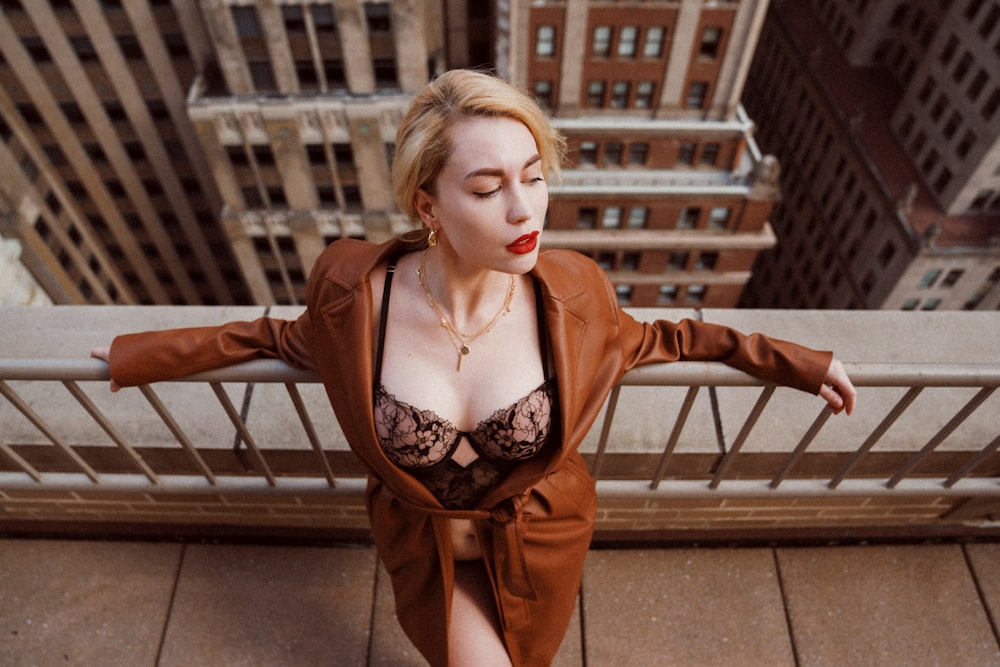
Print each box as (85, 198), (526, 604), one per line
(490, 494), (537, 601)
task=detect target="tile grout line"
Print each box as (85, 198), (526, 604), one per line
(154, 542), (187, 667)
(771, 547), (801, 667)
(960, 543), (1000, 652)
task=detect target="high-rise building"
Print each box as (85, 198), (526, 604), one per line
(740, 0), (1000, 311)
(1, 0), (780, 308)
(500, 0), (781, 307)
(0, 1), (249, 305)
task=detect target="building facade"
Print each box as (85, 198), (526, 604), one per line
(1, 0), (779, 308)
(740, 0), (1000, 311)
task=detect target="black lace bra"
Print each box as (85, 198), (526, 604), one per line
(372, 264), (558, 510)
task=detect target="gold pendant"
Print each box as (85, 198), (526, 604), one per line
(457, 345), (470, 371)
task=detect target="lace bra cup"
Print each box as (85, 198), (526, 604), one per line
(374, 379), (556, 469)
(373, 379), (556, 510)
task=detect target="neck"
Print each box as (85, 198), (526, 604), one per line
(419, 248), (513, 331)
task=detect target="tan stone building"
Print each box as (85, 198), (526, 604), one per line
(1, 0), (780, 307)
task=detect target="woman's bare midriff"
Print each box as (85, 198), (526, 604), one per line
(450, 518), (483, 560)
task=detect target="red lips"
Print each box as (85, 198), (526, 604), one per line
(506, 231), (539, 254)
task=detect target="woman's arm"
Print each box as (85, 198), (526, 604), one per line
(90, 311), (316, 391)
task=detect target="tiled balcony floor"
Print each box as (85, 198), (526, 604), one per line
(2, 538), (999, 666)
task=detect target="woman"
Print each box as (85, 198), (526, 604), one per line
(93, 69), (856, 666)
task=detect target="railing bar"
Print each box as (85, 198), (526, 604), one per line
(887, 386), (997, 488)
(944, 433), (1000, 488)
(650, 386), (700, 490)
(590, 385), (622, 479)
(284, 383), (337, 488)
(0, 441), (43, 482)
(770, 405), (833, 489)
(63, 381), (160, 485)
(138, 385), (217, 485)
(209, 382), (277, 486)
(0, 380), (100, 483)
(709, 385), (776, 489)
(829, 387), (923, 489)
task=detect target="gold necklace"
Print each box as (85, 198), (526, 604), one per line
(416, 249), (516, 371)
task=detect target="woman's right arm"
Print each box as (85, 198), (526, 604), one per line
(90, 310), (316, 391)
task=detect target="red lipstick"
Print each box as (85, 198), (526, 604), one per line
(506, 231), (539, 254)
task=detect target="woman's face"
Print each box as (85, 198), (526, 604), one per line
(417, 116), (549, 275)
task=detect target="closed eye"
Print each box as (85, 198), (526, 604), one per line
(474, 187), (501, 199)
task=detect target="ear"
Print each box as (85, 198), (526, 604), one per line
(414, 188), (437, 226)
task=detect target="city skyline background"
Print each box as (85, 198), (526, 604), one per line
(1, 0), (997, 311)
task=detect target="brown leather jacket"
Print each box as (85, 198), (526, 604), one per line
(110, 237), (832, 666)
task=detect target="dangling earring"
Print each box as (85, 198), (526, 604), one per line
(427, 228), (438, 247)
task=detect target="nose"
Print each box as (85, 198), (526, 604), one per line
(506, 183), (533, 225)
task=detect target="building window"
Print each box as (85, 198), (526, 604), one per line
(579, 141), (597, 165)
(627, 143), (649, 165)
(678, 207), (700, 229)
(621, 252), (640, 271)
(687, 82), (708, 109)
(699, 28), (723, 59)
(917, 268), (941, 288)
(604, 142), (623, 165)
(686, 284), (706, 304)
(616, 284), (633, 305)
(533, 80), (553, 109)
(878, 241), (896, 267)
(577, 207), (598, 229)
(902, 298), (919, 311)
(249, 60), (276, 91)
(941, 268), (964, 287)
(592, 26), (612, 57)
(635, 81), (654, 109)
(696, 252), (718, 271)
(595, 252), (615, 269)
(700, 143), (720, 166)
(644, 27), (666, 57)
(586, 81), (605, 107)
(678, 143), (696, 165)
(933, 168), (952, 193)
(232, 6), (262, 38)
(939, 34), (958, 64)
(921, 297), (941, 310)
(602, 207), (622, 229)
(668, 252), (688, 270)
(658, 285), (678, 305)
(708, 207), (730, 231)
(618, 26), (638, 57)
(364, 3), (391, 33)
(610, 81), (630, 108)
(626, 207), (648, 229)
(536, 25), (556, 57)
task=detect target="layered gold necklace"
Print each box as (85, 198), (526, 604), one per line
(416, 249), (516, 371)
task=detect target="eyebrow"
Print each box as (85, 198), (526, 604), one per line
(464, 154), (542, 181)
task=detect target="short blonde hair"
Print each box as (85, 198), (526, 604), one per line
(392, 69), (565, 224)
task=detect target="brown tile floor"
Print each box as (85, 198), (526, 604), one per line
(1, 538), (998, 666)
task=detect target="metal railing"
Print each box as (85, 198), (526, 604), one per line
(2, 357), (999, 502)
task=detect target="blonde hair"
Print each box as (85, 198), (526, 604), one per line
(392, 69), (565, 225)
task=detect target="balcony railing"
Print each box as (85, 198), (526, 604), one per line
(2, 307), (999, 536)
(2, 357), (999, 497)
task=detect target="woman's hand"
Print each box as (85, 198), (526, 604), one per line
(89, 346), (120, 393)
(819, 358), (856, 416)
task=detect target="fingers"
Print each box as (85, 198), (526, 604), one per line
(89, 346), (120, 392)
(822, 358), (857, 416)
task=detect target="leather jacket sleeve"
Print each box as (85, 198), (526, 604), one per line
(108, 311), (316, 388)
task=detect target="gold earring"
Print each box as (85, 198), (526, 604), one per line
(427, 228), (438, 247)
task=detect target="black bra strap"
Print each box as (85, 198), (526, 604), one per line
(533, 278), (552, 381)
(373, 264), (396, 390)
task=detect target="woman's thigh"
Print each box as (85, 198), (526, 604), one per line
(449, 560), (512, 666)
